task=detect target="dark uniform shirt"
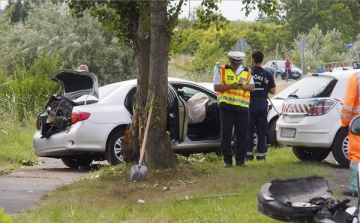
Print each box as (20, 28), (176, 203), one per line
(250, 66), (276, 99)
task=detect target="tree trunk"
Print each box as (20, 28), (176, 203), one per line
(121, 2), (151, 164)
(146, 0), (178, 169)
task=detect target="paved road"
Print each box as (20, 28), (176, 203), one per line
(0, 158), (94, 215)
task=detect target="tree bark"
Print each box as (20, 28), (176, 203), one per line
(121, 2), (151, 164)
(147, 0), (178, 168)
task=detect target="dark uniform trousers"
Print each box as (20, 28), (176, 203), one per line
(220, 107), (249, 165)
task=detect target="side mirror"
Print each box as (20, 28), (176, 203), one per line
(350, 116), (360, 135)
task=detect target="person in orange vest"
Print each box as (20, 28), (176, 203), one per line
(341, 72), (360, 197)
(213, 51), (255, 167)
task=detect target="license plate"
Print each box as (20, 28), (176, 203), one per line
(280, 128), (296, 138)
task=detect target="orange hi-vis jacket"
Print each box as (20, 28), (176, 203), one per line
(217, 65), (252, 108)
(341, 72), (360, 161)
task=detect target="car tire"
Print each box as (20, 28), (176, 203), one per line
(106, 130), (125, 165)
(330, 130), (350, 168)
(61, 156), (94, 169)
(292, 146), (330, 162)
(276, 72), (282, 79)
(268, 119), (280, 147)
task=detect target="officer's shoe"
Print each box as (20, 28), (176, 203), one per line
(246, 155), (254, 161)
(223, 163), (232, 168)
(256, 156), (266, 161)
(236, 161), (247, 167)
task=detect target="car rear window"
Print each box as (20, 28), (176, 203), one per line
(287, 76), (337, 98)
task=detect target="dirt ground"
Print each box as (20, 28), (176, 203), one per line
(326, 155), (358, 207)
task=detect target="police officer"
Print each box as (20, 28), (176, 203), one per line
(246, 50), (276, 161)
(213, 51), (255, 167)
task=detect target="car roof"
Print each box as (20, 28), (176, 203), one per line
(100, 77), (196, 88)
(317, 69), (359, 80)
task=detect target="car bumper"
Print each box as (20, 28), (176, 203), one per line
(33, 121), (116, 157)
(276, 114), (339, 148)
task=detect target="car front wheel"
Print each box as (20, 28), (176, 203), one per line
(268, 119), (280, 147)
(331, 130), (350, 168)
(292, 146), (330, 162)
(61, 156), (94, 169)
(106, 130), (125, 165)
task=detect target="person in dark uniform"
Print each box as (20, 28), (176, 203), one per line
(246, 50), (276, 161)
(213, 51), (255, 167)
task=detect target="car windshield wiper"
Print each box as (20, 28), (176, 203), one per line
(272, 97), (284, 100)
(288, 94), (299, 98)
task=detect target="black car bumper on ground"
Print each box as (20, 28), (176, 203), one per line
(257, 176), (355, 222)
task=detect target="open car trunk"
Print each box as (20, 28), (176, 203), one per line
(38, 70), (99, 138)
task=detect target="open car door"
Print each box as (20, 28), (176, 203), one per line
(168, 85), (188, 143)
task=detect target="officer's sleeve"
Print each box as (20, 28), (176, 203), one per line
(341, 74), (358, 127)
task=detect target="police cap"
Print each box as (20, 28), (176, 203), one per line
(228, 51), (245, 65)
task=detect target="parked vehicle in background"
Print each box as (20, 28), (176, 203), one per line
(33, 70), (223, 168)
(263, 60), (302, 80)
(276, 70), (357, 168)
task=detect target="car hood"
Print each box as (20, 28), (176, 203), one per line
(49, 69), (99, 99)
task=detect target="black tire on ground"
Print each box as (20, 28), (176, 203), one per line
(292, 146), (330, 162)
(268, 119), (281, 147)
(106, 129), (125, 165)
(61, 156), (94, 169)
(331, 130), (350, 168)
(276, 72), (282, 79)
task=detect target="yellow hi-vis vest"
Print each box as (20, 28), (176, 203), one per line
(217, 65), (252, 108)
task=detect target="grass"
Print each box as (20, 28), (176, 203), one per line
(0, 114), (39, 175)
(11, 149), (338, 223)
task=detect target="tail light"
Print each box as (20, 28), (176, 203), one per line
(308, 99), (336, 116)
(36, 119), (40, 129)
(71, 112), (90, 124)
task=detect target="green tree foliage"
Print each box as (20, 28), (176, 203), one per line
(280, 0), (360, 42)
(174, 21), (290, 69)
(319, 3), (354, 42)
(0, 0), (136, 85)
(5, 0), (61, 24)
(286, 25), (347, 71)
(0, 51), (62, 121)
(191, 39), (225, 76)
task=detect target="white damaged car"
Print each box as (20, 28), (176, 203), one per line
(33, 70), (223, 168)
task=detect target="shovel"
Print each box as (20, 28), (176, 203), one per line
(130, 98), (153, 182)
